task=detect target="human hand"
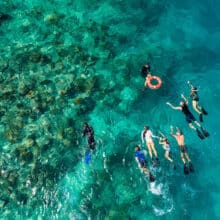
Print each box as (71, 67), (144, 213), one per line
(166, 102), (170, 105)
(187, 81), (190, 84)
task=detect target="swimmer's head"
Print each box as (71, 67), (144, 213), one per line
(180, 101), (184, 106)
(83, 122), (89, 127)
(135, 145), (141, 151)
(176, 128), (182, 135)
(144, 126), (149, 130)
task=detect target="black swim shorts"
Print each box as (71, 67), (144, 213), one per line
(180, 145), (187, 153)
(139, 160), (147, 168)
(185, 113), (196, 123)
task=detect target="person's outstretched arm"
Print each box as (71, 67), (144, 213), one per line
(166, 102), (182, 110)
(187, 81), (194, 89)
(159, 138), (165, 145)
(187, 81), (199, 92)
(170, 125), (176, 138)
(147, 129), (159, 139)
(181, 94), (188, 104)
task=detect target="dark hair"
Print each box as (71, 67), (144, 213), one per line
(176, 128), (183, 135)
(165, 138), (169, 144)
(135, 145), (141, 151)
(144, 126), (149, 130)
(84, 122), (89, 126)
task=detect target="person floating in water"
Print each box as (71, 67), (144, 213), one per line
(187, 81), (208, 122)
(134, 145), (155, 182)
(141, 126), (159, 166)
(170, 126), (194, 175)
(82, 122), (96, 150)
(166, 94), (209, 139)
(158, 132), (176, 170)
(141, 63), (151, 78)
(141, 63), (152, 91)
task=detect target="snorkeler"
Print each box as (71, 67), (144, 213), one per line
(170, 126), (194, 175)
(158, 132), (176, 170)
(141, 63), (151, 78)
(82, 122), (96, 150)
(141, 63), (162, 90)
(166, 94), (209, 139)
(187, 81), (208, 122)
(141, 126), (159, 165)
(134, 145), (155, 182)
(141, 63), (151, 91)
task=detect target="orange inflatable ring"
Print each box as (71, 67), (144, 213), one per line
(146, 75), (162, 89)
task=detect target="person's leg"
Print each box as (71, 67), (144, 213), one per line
(191, 121), (205, 139)
(143, 167), (149, 175)
(146, 143), (153, 159)
(144, 167), (155, 182)
(189, 122), (197, 130)
(194, 101), (204, 122)
(195, 101), (207, 115)
(180, 152), (186, 164)
(141, 162), (155, 181)
(150, 142), (158, 158)
(194, 119), (210, 137)
(184, 152), (191, 162)
(194, 120), (201, 128)
(165, 151), (173, 163)
(192, 100), (202, 115)
(181, 152), (190, 174)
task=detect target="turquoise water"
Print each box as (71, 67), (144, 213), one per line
(0, 0), (220, 219)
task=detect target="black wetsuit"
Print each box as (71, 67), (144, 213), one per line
(181, 103), (196, 123)
(190, 91), (199, 101)
(83, 125), (96, 150)
(141, 64), (151, 78)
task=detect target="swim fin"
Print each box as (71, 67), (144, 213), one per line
(189, 162), (194, 173)
(184, 164), (189, 175)
(152, 157), (159, 167)
(201, 107), (208, 115)
(196, 129), (205, 139)
(201, 127), (210, 137)
(155, 157), (160, 165)
(148, 172), (155, 182)
(199, 114), (203, 122)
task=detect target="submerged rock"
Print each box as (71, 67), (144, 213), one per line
(15, 191), (28, 205)
(7, 171), (19, 188)
(40, 79), (53, 85)
(44, 13), (59, 24)
(29, 52), (51, 64)
(14, 147), (33, 164)
(0, 12), (12, 25)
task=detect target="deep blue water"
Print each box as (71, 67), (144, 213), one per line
(0, 0), (220, 219)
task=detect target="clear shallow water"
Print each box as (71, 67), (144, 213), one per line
(0, 0), (220, 219)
